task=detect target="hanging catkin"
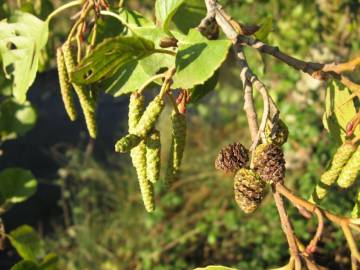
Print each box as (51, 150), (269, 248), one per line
(165, 111), (187, 185)
(310, 142), (356, 203)
(351, 189), (360, 218)
(133, 95), (164, 137)
(62, 42), (97, 138)
(337, 145), (360, 189)
(56, 48), (77, 121)
(128, 92), (155, 212)
(145, 129), (161, 184)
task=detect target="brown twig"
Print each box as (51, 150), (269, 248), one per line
(237, 35), (360, 94)
(306, 207), (324, 254)
(323, 55), (360, 73)
(272, 186), (302, 269)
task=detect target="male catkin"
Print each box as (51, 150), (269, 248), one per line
(145, 129), (161, 184)
(115, 134), (141, 153)
(337, 145), (360, 189)
(56, 48), (77, 121)
(128, 92), (155, 212)
(133, 96), (164, 137)
(130, 142), (155, 212)
(351, 189), (360, 218)
(62, 42), (97, 138)
(165, 111), (187, 185)
(310, 142), (356, 203)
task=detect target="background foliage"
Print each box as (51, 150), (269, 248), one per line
(0, 0), (359, 269)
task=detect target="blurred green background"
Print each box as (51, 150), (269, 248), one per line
(0, 0), (359, 269)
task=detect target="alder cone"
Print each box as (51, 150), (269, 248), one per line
(253, 143), (286, 184)
(215, 143), (249, 173)
(265, 119), (289, 146)
(234, 168), (266, 214)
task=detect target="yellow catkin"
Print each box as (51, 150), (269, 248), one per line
(309, 143), (356, 203)
(351, 189), (360, 218)
(128, 92), (155, 212)
(145, 129), (161, 184)
(130, 141), (155, 212)
(56, 48), (77, 121)
(62, 42), (97, 138)
(337, 145), (360, 189)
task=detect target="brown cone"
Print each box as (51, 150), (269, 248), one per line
(215, 143), (249, 173)
(253, 143), (286, 184)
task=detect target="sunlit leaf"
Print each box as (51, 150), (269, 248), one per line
(155, 0), (185, 32)
(0, 168), (37, 205)
(11, 260), (41, 270)
(172, 29), (231, 89)
(255, 17), (273, 42)
(189, 70), (219, 103)
(8, 225), (44, 261)
(0, 99), (37, 141)
(71, 36), (155, 84)
(172, 0), (206, 34)
(0, 11), (48, 102)
(40, 253), (59, 270)
(323, 80), (359, 144)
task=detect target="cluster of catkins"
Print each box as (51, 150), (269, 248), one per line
(215, 120), (288, 213)
(114, 93), (186, 212)
(57, 42), (97, 138)
(310, 140), (360, 218)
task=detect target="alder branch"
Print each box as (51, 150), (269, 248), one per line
(237, 35), (360, 94)
(323, 55), (360, 73)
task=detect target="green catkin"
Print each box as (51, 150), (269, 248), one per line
(129, 92), (145, 133)
(128, 92), (155, 212)
(337, 145), (360, 189)
(310, 143), (356, 203)
(165, 111), (187, 185)
(133, 96), (165, 137)
(130, 141), (155, 212)
(56, 48), (77, 121)
(145, 130), (161, 184)
(351, 189), (360, 218)
(62, 42), (97, 138)
(115, 134), (141, 152)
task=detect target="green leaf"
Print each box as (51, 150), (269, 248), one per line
(0, 168), (37, 205)
(71, 36), (155, 85)
(172, 0), (206, 34)
(0, 11), (48, 102)
(118, 8), (153, 28)
(189, 70), (219, 103)
(101, 61), (149, 96)
(0, 99), (37, 141)
(172, 29), (231, 89)
(11, 260), (41, 270)
(155, 0), (185, 32)
(193, 266), (237, 270)
(89, 15), (124, 45)
(323, 80), (359, 144)
(8, 225), (44, 261)
(40, 253), (59, 270)
(255, 17), (273, 42)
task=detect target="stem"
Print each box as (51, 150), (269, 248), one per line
(167, 93), (180, 113)
(46, 0), (82, 23)
(100, 10), (131, 29)
(272, 187), (302, 269)
(154, 48), (177, 56)
(137, 73), (167, 94)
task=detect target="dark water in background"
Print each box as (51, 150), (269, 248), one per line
(0, 70), (129, 268)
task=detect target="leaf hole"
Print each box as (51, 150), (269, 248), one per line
(6, 42), (17, 50)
